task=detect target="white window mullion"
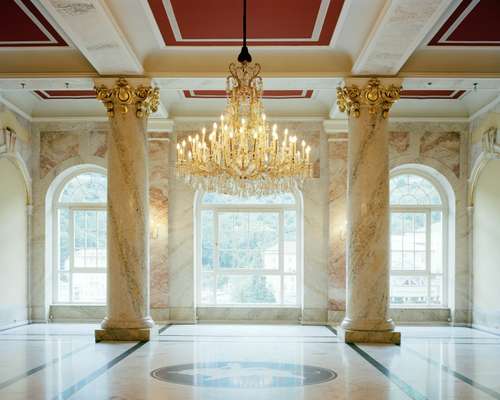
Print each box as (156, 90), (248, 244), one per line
(279, 209), (284, 304)
(214, 210), (219, 305)
(426, 210), (432, 305)
(69, 208), (75, 303)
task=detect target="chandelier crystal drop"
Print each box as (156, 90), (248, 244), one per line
(175, 0), (313, 196)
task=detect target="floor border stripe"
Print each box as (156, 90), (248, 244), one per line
(405, 346), (500, 399)
(0, 342), (92, 390)
(324, 325), (338, 336)
(53, 341), (147, 400)
(158, 324), (172, 334)
(348, 344), (428, 400)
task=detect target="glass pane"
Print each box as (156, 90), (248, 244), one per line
(390, 174), (441, 205)
(430, 275), (443, 305)
(201, 210), (214, 270)
(390, 276), (428, 305)
(431, 211), (443, 273)
(85, 211), (97, 267)
(203, 192), (295, 205)
(71, 273), (106, 303)
(200, 273), (215, 304)
(263, 251), (279, 270)
(74, 210), (103, 268)
(57, 272), (70, 302)
(284, 210), (297, 273)
(219, 250), (235, 269)
(215, 275), (280, 304)
(284, 276), (297, 305)
(74, 211), (86, 267)
(58, 208), (70, 271)
(97, 211), (107, 268)
(59, 172), (107, 203)
(218, 212), (280, 270)
(391, 212), (426, 271)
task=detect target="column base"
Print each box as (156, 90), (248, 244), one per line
(95, 327), (157, 342)
(338, 328), (401, 345)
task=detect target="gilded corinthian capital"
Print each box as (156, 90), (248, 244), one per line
(336, 78), (401, 119)
(95, 77), (160, 118)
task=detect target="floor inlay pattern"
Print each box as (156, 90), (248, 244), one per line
(150, 361), (338, 388)
(1, 323), (500, 399)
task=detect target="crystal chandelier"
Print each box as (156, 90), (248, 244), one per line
(175, 0), (312, 196)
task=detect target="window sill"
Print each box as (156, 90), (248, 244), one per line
(51, 304), (105, 307)
(390, 306), (449, 310)
(197, 305), (300, 309)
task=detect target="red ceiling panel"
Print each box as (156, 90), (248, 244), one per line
(429, 0), (500, 46)
(34, 90), (96, 100)
(183, 90), (313, 99)
(148, 0), (344, 46)
(0, 0), (67, 47)
(400, 90), (466, 100)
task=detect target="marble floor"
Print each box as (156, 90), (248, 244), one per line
(0, 323), (499, 399)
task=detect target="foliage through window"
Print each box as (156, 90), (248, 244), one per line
(198, 192), (300, 306)
(390, 172), (446, 306)
(54, 170), (107, 304)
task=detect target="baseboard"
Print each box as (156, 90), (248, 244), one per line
(0, 320), (29, 332)
(471, 323), (500, 337)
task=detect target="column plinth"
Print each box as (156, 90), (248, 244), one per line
(336, 78), (401, 345)
(94, 78), (160, 342)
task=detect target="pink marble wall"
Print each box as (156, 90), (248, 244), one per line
(39, 133), (79, 178)
(328, 136), (348, 313)
(148, 139), (169, 310)
(328, 125), (465, 319)
(34, 127), (169, 320)
(419, 132), (461, 177)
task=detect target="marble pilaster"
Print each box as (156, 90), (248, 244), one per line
(337, 78), (401, 344)
(94, 78), (159, 341)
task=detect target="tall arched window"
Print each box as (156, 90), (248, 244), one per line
(390, 172), (447, 306)
(53, 169), (107, 304)
(196, 191), (302, 306)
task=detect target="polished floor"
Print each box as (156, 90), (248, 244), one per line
(0, 323), (499, 399)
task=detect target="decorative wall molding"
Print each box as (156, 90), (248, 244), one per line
(469, 127), (500, 206)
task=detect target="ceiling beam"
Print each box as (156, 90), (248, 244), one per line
(36, 0), (143, 75)
(352, 0), (453, 76)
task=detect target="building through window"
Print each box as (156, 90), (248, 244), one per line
(389, 172), (447, 306)
(53, 169), (107, 304)
(196, 191), (302, 306)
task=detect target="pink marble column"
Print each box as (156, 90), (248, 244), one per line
(337, 78), (401, 344)
(94, 78), (159, 341)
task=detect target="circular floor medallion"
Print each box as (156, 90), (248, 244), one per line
(151, 361), (337, 388)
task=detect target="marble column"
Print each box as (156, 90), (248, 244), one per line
(336, 78), (402, 344)
(94, 77), (160, 342)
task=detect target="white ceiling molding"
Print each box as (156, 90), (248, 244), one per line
(38, 0), (144, 75)
(147, 118), (174, 133)
(323, 119), (347, 133)
(0, 95), (32, 122)
(469, 95), (500, 123)
(352, 0), (453, 75)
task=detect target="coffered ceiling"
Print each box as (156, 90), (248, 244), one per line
(0, 0), (498, 123)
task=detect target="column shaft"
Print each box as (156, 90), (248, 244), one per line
(102, 111), (153, 329)
(342, 111), (393, 331)
(94, 78), (159, 341)
(336, 77), (401, 344)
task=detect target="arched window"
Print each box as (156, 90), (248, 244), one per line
(390, 172), (447, 306)
(53, 169), (107, 304)
(196, 191), (302, 306)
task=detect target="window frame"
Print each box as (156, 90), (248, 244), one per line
(389, 169), (448, 308)
(52, 167), (107, 305)
(195, 191), (303, 308)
